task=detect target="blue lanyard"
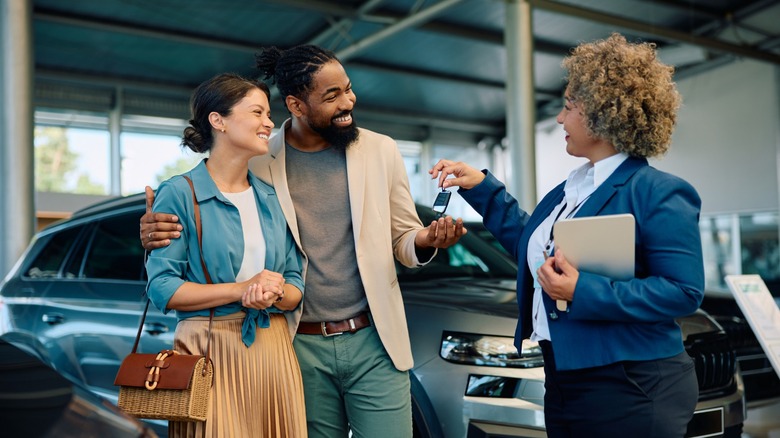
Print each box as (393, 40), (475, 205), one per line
(545, 195), (591, 254)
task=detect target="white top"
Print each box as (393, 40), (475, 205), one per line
(221, 187), (266, 282)
(527, 152), (629, 342)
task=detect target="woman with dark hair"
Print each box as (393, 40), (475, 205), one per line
(145, 73), (307, 437)
(430, 33), (703, 438)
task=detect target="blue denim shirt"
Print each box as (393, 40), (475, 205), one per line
(146, 159), (304, 346)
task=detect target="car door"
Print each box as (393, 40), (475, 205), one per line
(35, 210), (175, 401)
(3, 224), (88, 358)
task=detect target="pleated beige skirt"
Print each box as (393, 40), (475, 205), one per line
(169, 312), (307, 438)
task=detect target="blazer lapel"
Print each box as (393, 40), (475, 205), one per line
(345, 136), (366, 242)
(574, 157), (647, 218)
(266, 122), (303, 248)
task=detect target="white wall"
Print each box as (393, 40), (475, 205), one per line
(535, 60), (780, 216)
(534, 118), (587, 198)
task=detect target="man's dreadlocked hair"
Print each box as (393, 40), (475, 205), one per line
(255, 44), (340, 102)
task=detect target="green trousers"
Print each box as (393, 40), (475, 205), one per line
(293, 325), (412, 438)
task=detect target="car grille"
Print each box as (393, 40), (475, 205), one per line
(714, 315), (780, 402)
(714, 316), (758, 350)
(685, 332), (737, 399)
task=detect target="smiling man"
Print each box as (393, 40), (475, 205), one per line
(140, 44), (466, 438)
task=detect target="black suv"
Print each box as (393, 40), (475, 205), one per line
(700, 292), (780, 406)
(0, 195), (745, 437)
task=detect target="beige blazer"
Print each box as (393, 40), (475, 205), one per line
(249, 119), (429, 371)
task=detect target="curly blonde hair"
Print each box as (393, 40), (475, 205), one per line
(562, 33), (681, 158)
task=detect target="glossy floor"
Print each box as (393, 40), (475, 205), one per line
(743, 401), (780, 438)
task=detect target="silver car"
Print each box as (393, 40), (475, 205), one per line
(0, 194), (745, 437)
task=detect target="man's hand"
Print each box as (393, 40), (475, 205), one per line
(140, 185), (182, 250)
(415, 215), (467, 249)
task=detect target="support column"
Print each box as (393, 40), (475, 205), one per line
(776, 67), (780, 255)
(419, 139), (434, 202)
(1, 0), (34, 276)
(504, 0), (537, 211)
(109, 86), (123, 195)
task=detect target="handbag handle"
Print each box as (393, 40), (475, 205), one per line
(131, 175), (215, 377)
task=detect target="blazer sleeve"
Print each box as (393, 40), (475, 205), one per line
(569, 173), (704, 323)
(386, 138), (431, 268)
(459, 171), (532, 261)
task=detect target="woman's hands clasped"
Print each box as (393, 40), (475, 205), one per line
(242, 270), (285, 310)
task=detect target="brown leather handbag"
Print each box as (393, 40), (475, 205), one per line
(114, 175), (214, 421)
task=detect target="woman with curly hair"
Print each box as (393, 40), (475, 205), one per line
(429, 33), (703, 437)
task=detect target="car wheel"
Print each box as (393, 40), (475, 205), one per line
(410, 372), (443, 438)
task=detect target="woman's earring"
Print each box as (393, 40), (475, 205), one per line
(220, 128), (225, 133)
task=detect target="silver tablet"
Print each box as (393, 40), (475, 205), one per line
(553, 213), (635, 280)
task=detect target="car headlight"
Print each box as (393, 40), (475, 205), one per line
(440, 331), (544, 368)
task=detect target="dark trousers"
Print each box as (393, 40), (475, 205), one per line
(539, 340), (698, 438)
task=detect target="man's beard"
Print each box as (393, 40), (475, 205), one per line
(309, 114), (360, 151)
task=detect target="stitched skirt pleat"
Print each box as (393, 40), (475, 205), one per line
(168, 313), (307, 438)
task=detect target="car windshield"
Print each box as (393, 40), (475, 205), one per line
(396, 207), (517, 281)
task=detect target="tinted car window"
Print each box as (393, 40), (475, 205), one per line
(82, 214), (146, 281)
(405, 242), (488, 278)
(445, 243), (489, 271)
(465, 222), (516, 265)
(397, 236), (516, 281)
(398, 207), (516, 281)
(25, 225), (85, 278)
(62, 231), (89, 279)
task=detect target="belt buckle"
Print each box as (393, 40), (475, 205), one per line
(321, 322), (343, 337)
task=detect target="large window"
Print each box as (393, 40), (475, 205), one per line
(398, 140), (423, 202)
(701, 211), (780, 296)
(740, 212), (780, 293)
(120, 132), (205, 195)
(395, 140), (492, 221)
(428, 143), (490, 221)
(34, 126), (110, 195)
(34, 111), (206, 197)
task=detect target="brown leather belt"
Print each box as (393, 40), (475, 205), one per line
(296, 312), (371, 337)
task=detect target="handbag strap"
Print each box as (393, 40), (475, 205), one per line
(131, 176), (215, 377)
(182, 175), (216, 374)
(130, 299), (150, 354)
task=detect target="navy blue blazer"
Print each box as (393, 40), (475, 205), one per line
(460, 157), (704, 370)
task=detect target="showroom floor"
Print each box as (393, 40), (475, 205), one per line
(743, 402), (780, 438)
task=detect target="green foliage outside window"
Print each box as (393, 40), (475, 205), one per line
(34, 126), (105, 194)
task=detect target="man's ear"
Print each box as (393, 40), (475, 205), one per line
(208, 112), (225, 132)
(286, 96), (303, 117)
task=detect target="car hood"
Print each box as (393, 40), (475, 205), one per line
(400, 280), (723, 333)
(676, 309), (725, 339)
(401, 277), (519, 319)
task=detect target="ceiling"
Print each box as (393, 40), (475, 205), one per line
(32, 0), (780, 147)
